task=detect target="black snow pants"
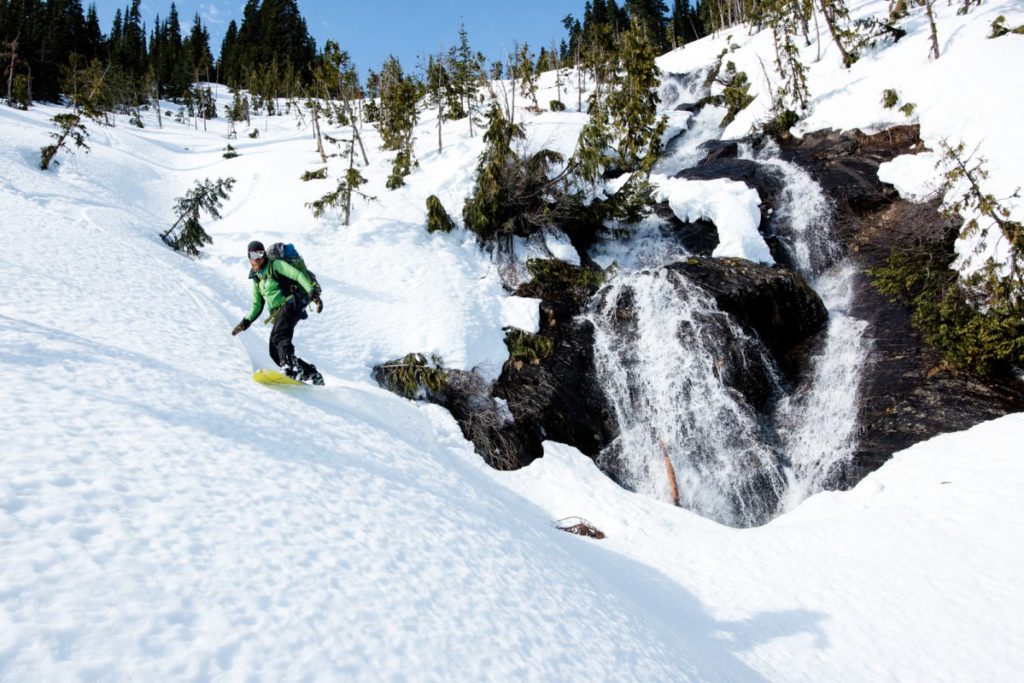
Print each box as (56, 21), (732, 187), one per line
(268, 300), (315, 375)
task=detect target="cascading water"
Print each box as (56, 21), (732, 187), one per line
(740, 141), (841, 277)
(588, 269), (788, 527)
(744, 144), (872, 506)
(585, 141), (871, 526)
(776, 263), (869, 509)
(652, 67), (728, 178)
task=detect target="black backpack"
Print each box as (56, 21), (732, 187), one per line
(265, 242), (321, 299)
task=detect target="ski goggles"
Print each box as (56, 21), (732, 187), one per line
(249, 250), (266, 259)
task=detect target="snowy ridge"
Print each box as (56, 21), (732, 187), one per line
(3, 0), (1024, 678)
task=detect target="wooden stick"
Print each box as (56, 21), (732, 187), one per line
(660, 441), (681, 507)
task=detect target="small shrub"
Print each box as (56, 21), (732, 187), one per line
(990, 15), (1024, 37)
(700, 62), (754, 127)
(372, 353), (447, 399)
(526, 258), (605, 290)
(503, 328), (554, 368)
(426, 194), (456, 233)
(10, 74), (31, 110)
(549, 99), (566, 112)
(248, 128), (259, 139)
(222, 144), (239, 159)
(301, 167), (328, 181)
(899, 102), (917, 117)
(758, 109), (799, 142)
(386, 149), (414, 190)
(881, 88), (900, 109)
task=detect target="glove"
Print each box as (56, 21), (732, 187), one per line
(231, 318), (251, 336)
(310, 292), (323, 314)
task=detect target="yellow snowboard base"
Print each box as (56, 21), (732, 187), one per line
(253, 369), (307, 386)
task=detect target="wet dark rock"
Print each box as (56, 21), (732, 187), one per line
(668, 258), (827, 360)
(651, 202), (719, 256)
(435, 369), (543, 471)
(666, 257), (828, 386)
(699, 139), (741, 162)
(778, 125), (923, 215)
(494, 262), (616, 460)
(835, 200), (1024, 486)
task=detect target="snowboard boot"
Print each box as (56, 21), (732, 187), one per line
(285, 355), (323, 385)
(296, 358), (324, 386)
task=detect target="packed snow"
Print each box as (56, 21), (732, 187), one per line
(655, 176), (773, 263)
(3, 0), (1024, 679)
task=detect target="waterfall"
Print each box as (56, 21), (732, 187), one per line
(583, 142), (870, 525)
(776, 263), (869, 509)
(588, 269), (787, 527)
(747, 145), (871, 506)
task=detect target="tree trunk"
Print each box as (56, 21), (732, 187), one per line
(312, 101), (327, 162)
(818, 0), (855, 67)
(4, 37), (17, 102)
(341, 96), (369, 165)
(925, 0), (941, 59)
(344, 142), (355, 226)
(660, 442), (681, 507)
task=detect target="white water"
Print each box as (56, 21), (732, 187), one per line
(588, 141), (870, 525)
(652, 67), (728, 178)
(754, 147), (871, 506)
(588, 268), (787, 527)
(777, 263), (870, 509)
(743, 141), (840, 276)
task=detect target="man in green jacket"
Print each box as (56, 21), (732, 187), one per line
(232, 240), (324, 385)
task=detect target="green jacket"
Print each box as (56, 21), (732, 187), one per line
(245, 259), (315, 322)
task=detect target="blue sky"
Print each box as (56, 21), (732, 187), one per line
(93, 1), (590, 75)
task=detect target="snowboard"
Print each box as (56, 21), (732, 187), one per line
(253, 369), (309, 386)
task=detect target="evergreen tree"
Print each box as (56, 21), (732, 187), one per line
(83, 3), (103, 59)
(514, 42), (538, 108)
(606, 16), (666, 170)
(235, 0), (316, 84)
(626, 0), (670, 51)
(218, 20), (237, 83)
(183, 13), (213, 83)
(377, 55), (419, 188)
(462, 104), (567, 240)
(572, 96), (613, 184)
(161, 177), (235, 257)
(39, 112), (89, 169)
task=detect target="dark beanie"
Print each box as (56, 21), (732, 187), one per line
(247, 240), (265, 254)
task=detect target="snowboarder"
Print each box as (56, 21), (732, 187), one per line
(232, 240), (325, 385)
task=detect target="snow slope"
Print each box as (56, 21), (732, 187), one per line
(3, 0), (1024, 679)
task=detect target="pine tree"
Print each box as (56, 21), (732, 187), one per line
(377, 56), (419, 189)
(462, 104), (567, 240)
(626, 0), (670, 52)
(572, 96), (613, 184)
(606, 16), (665, 170)
(39, 112), (89, 169)
(514, 42), (538, 108)
(426, 195), (456, 232)
(219, 20), (238, 83)
(307, 140), (374, 226)
(161, 177), (235, 257)
(766, 0), (810, 111)
(183, 13), (213, 83)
